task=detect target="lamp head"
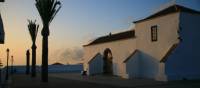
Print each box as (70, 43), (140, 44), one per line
(6, 48), (9, 52)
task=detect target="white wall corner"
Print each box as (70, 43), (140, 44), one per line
(156, 63), (168, 81)
(155, 74), (168, 81)
(86, 68), (90, 75)
(121, 73), (129, 79)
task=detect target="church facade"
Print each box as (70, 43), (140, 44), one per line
(83, 4), (200, 81)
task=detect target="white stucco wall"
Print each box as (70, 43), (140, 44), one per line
(88, 53), (103, 75)
(125, 50), (140, 78)
(134, 12), (180, 79)
(165, 12), (200, 80)
(83, 38), (137, 77)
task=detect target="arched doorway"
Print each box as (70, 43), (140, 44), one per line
(103, 48), (113, 75)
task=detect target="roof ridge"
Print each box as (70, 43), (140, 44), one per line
(88, 53), (101, 64)
(83, 30), (135, 46)
(123, 49), (138, 63)
(134, 4), (200, 23)
(160, 43), (179, 63)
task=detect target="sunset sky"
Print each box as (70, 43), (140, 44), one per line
(0, 0), (199, 65)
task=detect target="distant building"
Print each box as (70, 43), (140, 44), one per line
(51, 62), (64, 66)
(83, 4), (200, 81)
(7, 64), (83, 74)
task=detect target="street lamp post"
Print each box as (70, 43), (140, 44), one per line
(5, 48), (9, 80)
(11, 55), (14, 74)
(0, 59), (3, 84)
(26, 50), (30, 75)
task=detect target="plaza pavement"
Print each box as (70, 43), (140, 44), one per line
(49, 73), (200, 88)
(1, 73), (200, 88)
(49, 73), (166, 87)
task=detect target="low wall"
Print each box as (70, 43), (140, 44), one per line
(2, 64), (83, 74)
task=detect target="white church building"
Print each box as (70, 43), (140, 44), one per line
(82, 4), (200, 81)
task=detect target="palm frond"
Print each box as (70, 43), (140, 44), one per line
(27, 19), (39, 42)
(35, 0), (62, 26)
(50, 1), (61, 23)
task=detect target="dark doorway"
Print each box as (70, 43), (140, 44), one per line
(103, 48), (113, 75)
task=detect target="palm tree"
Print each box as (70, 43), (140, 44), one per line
(35, 0), (61, 82)
(27, 20), (39, 77)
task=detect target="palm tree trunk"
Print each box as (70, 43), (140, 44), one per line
(31, 44), (37, 77)
(41, 26), (49, 82)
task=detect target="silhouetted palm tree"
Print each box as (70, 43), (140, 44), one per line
(27, 20), (39, 77)
(35, 0), (61, 82)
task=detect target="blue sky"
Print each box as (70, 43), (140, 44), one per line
(0, 0), (200, 65)
(51, 0), (200, 46)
